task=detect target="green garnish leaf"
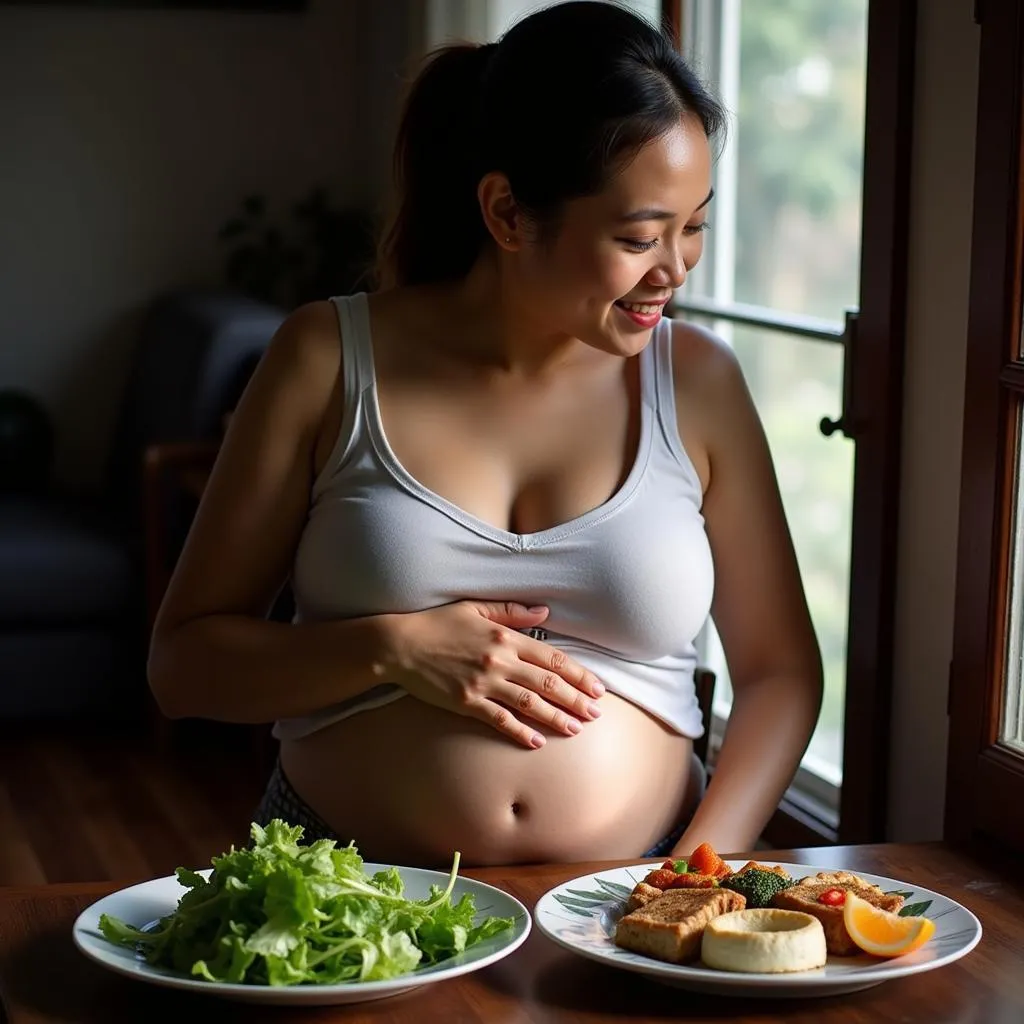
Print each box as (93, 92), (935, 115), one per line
(899, 900), (933, 918)
(671, 859), (689, 873)
(97, 820), (515, 987)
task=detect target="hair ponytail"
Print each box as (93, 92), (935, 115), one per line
(375, 3), (725, 291)
(376, 43), (496, 289)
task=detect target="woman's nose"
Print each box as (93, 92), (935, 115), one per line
(648, 247), (687, 289)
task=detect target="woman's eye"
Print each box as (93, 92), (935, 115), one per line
(620, 238), (659, 253)
(619, 224), (710, 251)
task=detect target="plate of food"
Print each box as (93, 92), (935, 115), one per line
(535, 843), (982, 998)
(72, 819), (531, 1006)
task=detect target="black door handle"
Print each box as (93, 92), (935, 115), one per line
(820, 308), (859, 439)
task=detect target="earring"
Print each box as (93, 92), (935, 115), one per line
(504, 236), (512, 244)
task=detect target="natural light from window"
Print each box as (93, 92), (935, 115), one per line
(684, 0), (867, 802)
(487, 0), (661, 36)
(1002, 411), (1024, 754)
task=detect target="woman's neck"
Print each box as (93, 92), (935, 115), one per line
(425, 255), (594, 378)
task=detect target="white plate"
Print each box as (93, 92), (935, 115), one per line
(535, 860), (982, 998)
(72, 865), (531, 1006)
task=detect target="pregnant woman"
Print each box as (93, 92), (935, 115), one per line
(148, 1), (822, 867)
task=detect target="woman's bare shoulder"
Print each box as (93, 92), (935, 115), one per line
(266, 300), (342, 377)
(211, 298), (346, 460)
(667, 319), (755, 449)
(668, 318), (745, 393)
(243, 299), (345, 422)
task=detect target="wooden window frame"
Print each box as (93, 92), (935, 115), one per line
(945, 0), (1024, 853)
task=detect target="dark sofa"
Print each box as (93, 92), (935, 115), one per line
(0, 290), (286, 720)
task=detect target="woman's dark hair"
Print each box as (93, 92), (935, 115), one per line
(375, 1), (725, 289)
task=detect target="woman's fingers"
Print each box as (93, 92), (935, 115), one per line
(510, 681), (585, 736)
(464, 675), (591, 743)
(465, 697), (549, 749)
(477, 674), (593, 737)
(519, 640), (606, 700)
(445, 618), (606, 746)
(513, 659), (604, 722)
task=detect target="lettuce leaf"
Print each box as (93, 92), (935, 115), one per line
(98, 819), (515, 987)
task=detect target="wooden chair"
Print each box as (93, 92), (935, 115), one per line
(141, 441), (217, 742)
(693, 666), (716, 769)
(142, 440), (220, 636)
(142, 437), (285, 777)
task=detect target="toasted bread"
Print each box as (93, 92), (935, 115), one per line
(770, 871), (905, 956)
(625, 882), (666, 913)
(735, 861), (793, 879)
(614, 888), (747, 964)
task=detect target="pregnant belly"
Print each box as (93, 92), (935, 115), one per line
(278, 692), (697, 868)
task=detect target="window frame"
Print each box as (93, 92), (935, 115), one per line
(667, 0), (917, 844)
(945, 0), (1024, 853)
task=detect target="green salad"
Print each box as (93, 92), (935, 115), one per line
(98, 819), (516, 987)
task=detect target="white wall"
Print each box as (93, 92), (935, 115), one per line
(0, 0), (409, 492)
(887, 0), (980, 840)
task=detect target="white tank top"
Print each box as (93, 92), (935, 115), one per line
(273, 293), (714, 741)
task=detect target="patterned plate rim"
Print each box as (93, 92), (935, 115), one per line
(534, 860), (983, 988)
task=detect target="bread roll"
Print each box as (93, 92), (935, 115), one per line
(701, 909), (827, 974)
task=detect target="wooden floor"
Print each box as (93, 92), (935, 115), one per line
(0, 715), (272, 886)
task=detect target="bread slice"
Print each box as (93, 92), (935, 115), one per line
(614, 888), (747, 964)
(735, 860), (793, 879)
(771, 871), (905, 956)
(624, 882), (666, 913)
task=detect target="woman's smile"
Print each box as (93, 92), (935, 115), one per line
(614, 297), (671, 329)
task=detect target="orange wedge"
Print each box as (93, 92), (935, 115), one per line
(843, 891), (935, 957)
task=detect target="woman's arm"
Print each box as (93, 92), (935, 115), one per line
(668, 322), (824, 856)
(148, 300), (400, 723)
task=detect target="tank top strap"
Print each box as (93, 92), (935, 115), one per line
(330, 292), (375, 405)
(639, 319), (658, 407)
(649, 316), (697, 474)
(311, 293), (376, 501)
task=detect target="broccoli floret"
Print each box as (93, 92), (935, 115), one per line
(720, 868), (794, 908)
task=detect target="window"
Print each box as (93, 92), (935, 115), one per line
(426, 0), (662, 47)
(680, 0), (868, 822)
(1004, 427), (1024, 755)
(946, 0), (1024, 853)
(489, 0), (661, 34)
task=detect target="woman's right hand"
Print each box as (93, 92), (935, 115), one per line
(385, 601), (606, 749)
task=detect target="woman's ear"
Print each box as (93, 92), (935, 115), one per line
(478, 172), (521, 250)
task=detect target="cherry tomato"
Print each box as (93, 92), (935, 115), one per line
(818, 887), (847, 906)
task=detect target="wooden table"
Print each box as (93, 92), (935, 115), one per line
(0, 842), (1020, 1023)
